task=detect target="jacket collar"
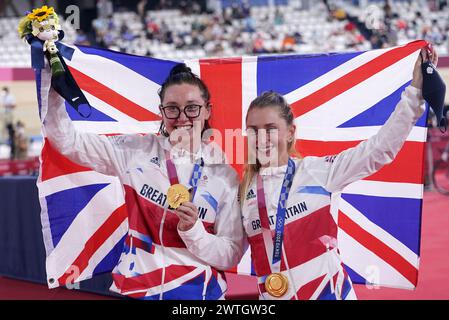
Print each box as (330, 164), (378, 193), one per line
(156, 135), (228, 165)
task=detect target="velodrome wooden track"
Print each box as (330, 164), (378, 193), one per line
(1, 190), (448, 300)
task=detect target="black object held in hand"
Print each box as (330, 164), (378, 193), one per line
(50, 52), (92, 118)
(421, 60), (447, 132)
(48, 52), (65, 77)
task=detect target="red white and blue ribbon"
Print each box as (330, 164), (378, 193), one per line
(257, 158), (296, 273)
(164, 149), (204, 201)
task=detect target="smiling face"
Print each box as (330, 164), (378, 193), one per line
(160, 83), (210, 143)
(246, 106), (295, 167)
(34, 20), (58, 41)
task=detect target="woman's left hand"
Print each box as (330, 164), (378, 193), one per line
(174, 202), (199, 232)
(411, 44), (438, 90)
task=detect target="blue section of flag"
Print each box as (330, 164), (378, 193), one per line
(141, 293), (159, 300)
(76, 45), (178, 85)
(142, 272), (207, 300)
(297, 186), (330, 196)
(257, 51), (362, 96)
(344, 264), (366, 285)
(58, 43), (75, 61)
(201, 192), (219, 212)
(136, 232), (153, 244)
(338, 83), (409, 127)
(337, 82), (428, 128)
(162, 272), (205, 300)
(65, 101), (117, 122)
(93, 235), (126, 275)
(342, 193), (422, 255)
(122, 236), (130, 254)
(340, 276), (352, 299)
(317, 281), (337, 300)
(135, 233), (154, 253)
(46, 183), (109, 247)
(35, 69), (42, 119)
(205, 274), (223, 300)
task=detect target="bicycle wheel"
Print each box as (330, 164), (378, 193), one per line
(432, 160), (449, 195)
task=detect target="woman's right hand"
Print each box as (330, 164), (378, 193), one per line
(411, 44), (438, 90)
(175, 202), (199, 232)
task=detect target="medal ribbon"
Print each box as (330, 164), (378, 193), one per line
(164, 150), (204, 200)
(257, 158), (296, 273)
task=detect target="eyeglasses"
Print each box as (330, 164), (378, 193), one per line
(160, 104), (204, 119)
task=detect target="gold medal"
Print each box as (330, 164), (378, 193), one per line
(167, 184), (190, 209)
(265, 273), (288, 298)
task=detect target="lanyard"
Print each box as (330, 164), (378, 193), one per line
(164, 149), (204, 200)
(127, 149), (204, 275)
(257, 158), (296, 272)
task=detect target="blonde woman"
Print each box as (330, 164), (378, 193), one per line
(240, 47), (437, 300)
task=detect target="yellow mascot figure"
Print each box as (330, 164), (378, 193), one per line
(18, 5), (65, 76)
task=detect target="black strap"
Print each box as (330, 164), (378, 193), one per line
(50, 52), (92, 118)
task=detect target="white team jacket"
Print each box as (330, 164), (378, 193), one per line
(41, 68), (246, 300)
(241, 86), (425, 300)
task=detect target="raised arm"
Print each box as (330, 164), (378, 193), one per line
(40, 65), (143, 176)
(307, 47), (436, 193)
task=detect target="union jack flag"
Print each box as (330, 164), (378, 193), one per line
(35, 40), (428, 291)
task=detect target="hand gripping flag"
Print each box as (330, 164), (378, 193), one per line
(35, 40), (429, 290)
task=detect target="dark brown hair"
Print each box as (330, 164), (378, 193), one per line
(158, 63), (212, 136)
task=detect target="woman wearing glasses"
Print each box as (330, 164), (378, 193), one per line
(43, 63), (246, 300)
